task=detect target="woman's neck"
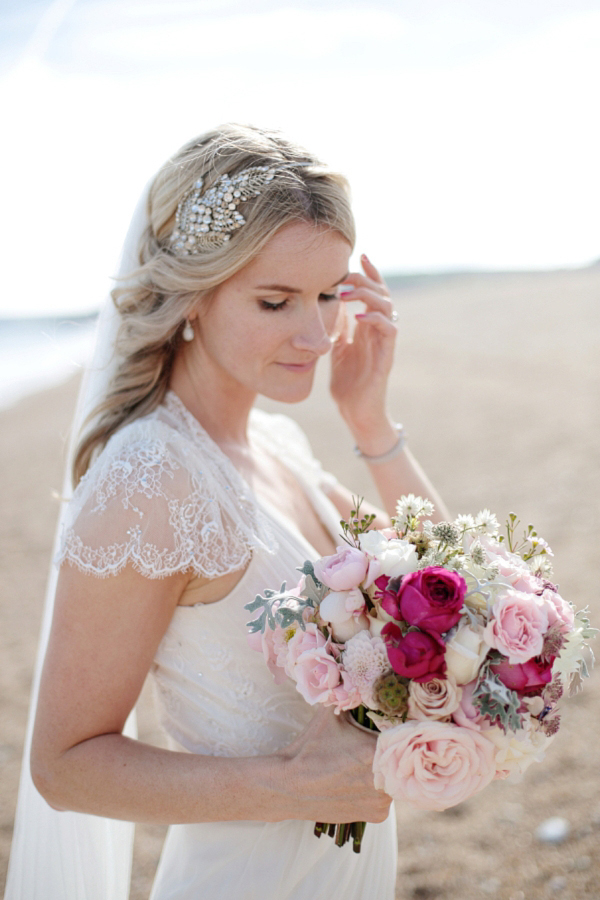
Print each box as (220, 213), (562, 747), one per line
(169, 347), (256, 448)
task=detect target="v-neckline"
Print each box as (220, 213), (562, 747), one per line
(163, 390), (339, 556)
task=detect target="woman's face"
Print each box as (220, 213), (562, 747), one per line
(190, 221), (351, 403)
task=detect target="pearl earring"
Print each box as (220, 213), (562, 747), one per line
(182, 319), (195, 342)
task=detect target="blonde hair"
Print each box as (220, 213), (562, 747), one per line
(72, 124), (355, 485)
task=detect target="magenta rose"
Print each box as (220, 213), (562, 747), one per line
(382, 623), (446, 683)
(397, 567), (466, 634)
(374, 575), (402, 620)
(313, 545), (369, 591)
(491, 656), (554, 695)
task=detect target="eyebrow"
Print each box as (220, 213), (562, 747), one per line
(255, 272), (349, 293)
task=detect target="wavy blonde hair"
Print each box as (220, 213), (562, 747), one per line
(72, 124), (355, 485)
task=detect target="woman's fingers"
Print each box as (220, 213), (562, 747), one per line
(360, 252), (386, 285)
(343, 287), (395, 320)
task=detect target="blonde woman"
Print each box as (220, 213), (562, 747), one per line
(8, 124), (447, 899)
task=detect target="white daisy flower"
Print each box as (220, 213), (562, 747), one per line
(395, 494), (435, 521)
(475, 509), (500, 535)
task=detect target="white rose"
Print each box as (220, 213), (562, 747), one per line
(358, 532), (418, 588)
(444, 622), (488, 685)
(319, 589), (369, 643)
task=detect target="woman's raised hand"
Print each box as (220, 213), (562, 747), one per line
(278, 706), (392, 824)
(330, 254), (398, 448)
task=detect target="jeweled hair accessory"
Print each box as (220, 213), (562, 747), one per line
(170, 164), (284, 255)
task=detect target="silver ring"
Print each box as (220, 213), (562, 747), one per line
(390, 309), (398, 322)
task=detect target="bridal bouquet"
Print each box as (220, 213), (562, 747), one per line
(246, 496), (595, 852)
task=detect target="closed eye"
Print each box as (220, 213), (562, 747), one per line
(319, 293), (338, 302)
(260, 299), (289, 311)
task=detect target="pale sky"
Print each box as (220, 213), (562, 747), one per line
(1, 0), (599, 316)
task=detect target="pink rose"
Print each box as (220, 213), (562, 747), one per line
(292, 641), (342, 705)
(491, 656), (554, 695)
(451, 680), (486, 731)
(407, 675), (462, 721)
(484, 589), (549, 664)
(382, 623), (447, 683)
(539, 588), (574, 634)
(285, 623), (326, 676)
(332, 670), (362, 713)
(372, 720), (496, 810)
(313, 545), (369, 591)
(398, 567), (466, 634)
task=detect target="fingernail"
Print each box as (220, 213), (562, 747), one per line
(361, 253), (369, 262)
(355, 313), (366, 319)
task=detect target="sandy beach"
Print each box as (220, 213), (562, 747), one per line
(1, 267), (599, 899)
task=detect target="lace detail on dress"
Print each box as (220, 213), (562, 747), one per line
(56, 398), (278, 580)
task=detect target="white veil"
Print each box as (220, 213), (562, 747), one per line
(5, 183), (152, 900)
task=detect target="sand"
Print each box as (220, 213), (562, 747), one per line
(1, 267), (599, 899)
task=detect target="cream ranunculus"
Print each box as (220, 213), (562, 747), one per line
(444, 621), (489, 685)
(485, 721), (555, 781)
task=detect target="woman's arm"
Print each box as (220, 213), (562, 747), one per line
(31, 562), (390, 825)
(330, 254), (450, 523)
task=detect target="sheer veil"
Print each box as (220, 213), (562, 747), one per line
(5, 183), (152, 900)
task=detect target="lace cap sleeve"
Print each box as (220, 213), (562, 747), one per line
(57, 415), (274, 579)
(249, 409), (338, 492)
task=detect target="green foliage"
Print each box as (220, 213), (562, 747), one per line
(340, 496), (376, 546)
(245, 561), (329, 635)
(472, 671), (522, 732)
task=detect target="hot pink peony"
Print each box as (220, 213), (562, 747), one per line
(491, 656), (554, 695)
(382, 623), (447, 682)
(372, 720), (497, 810)
(313, 545), (369, 591)
(484, 589), (549, 664)
(398, 568), (466, 634)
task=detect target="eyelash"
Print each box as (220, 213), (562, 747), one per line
(260, 293), (338, 312)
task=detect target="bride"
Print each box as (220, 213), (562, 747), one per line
(7, 123), (448, 899)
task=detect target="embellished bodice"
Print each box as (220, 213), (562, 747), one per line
(57, 391), (343, 757)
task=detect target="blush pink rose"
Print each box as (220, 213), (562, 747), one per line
(313, 545), (369, 591)
(484, 589), (549, 664)
(398, 568), (467, 634)
(292, 641), (342, 705)
(332, 670), (362, 713)
(382, 624), (447, 682)
(491, 656), (554, 695)
(372, 720), (497, 810)
(451, 680), (486, 731)
(284, 623), (326, 676)
(539, 588), (574, 633)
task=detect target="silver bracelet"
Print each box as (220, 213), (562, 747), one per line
(353, 423), (406, 464)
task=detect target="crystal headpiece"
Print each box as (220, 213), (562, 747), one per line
(170, 164), (288, 255)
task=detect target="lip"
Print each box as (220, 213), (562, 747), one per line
(276, 360), (317, 373)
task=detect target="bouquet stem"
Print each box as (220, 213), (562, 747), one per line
(312, 705), (377, 853)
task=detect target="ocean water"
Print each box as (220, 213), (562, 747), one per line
(0, 315), (97, 411)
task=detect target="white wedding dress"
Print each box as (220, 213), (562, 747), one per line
(57, 390), (397, 900)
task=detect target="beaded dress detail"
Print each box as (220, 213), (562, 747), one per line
(57, 391), (397, 900)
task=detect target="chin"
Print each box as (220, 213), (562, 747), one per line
(261, 372), (316, 404)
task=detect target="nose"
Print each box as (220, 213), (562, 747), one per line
(291, 305), (333, 357)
